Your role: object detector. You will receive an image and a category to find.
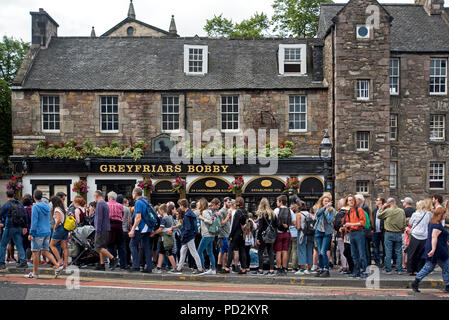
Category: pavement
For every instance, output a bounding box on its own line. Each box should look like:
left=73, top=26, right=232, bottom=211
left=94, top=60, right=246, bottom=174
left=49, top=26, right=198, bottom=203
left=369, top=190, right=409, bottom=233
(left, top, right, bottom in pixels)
left=1, top=263, right=447, bottom=290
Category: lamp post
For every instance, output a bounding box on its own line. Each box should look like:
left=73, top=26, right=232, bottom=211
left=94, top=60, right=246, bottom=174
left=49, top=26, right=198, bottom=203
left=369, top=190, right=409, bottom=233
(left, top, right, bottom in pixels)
left=319, top=130, right=333, bottom=196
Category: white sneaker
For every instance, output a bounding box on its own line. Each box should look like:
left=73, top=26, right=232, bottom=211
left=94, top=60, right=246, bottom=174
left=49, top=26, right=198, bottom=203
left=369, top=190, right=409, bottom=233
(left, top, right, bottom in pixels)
left=25, top=272, right=38, bottom=279
left=304, top=270, right=311, bottom=275
left=199, top=269, right=216, bottom=275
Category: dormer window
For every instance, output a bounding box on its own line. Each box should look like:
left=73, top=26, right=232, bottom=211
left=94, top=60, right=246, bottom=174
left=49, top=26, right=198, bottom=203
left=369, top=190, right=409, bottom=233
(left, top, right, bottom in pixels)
left=184, top=45, right=208, bottom=75
left=278, top=44, right=307, bottom=76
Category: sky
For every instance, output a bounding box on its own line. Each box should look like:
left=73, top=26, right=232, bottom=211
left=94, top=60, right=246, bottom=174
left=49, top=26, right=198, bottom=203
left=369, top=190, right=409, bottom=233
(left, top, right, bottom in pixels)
left=1, top=0, right=448, bottom=42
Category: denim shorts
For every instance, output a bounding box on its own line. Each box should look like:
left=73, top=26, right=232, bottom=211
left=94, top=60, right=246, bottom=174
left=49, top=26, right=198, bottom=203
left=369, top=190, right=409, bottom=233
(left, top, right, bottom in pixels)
left=31, top=235, right=50, bottom=252
left=218, top=237, right=229, bottom=253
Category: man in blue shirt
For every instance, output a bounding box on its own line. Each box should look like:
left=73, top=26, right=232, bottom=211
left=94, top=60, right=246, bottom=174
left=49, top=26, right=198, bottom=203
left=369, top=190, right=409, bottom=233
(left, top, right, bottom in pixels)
left=0, top=190, right=28, bottom=269
left=129, top=187, right=153, bottom=273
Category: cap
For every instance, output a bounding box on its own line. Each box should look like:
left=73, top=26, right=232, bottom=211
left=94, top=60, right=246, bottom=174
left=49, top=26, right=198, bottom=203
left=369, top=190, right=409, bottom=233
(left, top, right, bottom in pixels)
left=401, top=197, right=413, bottom=205
left=386, top=197, right=396, bottom=204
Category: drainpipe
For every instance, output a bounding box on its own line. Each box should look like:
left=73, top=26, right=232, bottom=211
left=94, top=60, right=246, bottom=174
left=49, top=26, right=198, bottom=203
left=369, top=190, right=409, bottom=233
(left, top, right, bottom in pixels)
left=331, top=25, right=336, bottom=202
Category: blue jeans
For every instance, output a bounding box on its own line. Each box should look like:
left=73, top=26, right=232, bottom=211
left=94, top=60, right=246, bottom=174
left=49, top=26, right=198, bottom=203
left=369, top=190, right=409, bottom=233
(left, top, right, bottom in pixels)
left=384, top=231, right=403, bottom=272
left=416, top=258, right=449, bottom=286
left=297, top=235, right=314, bottom=266
left=0, top=226, right=26, bottom=264
left=349, top=230, right=367, bottom=275
left=108, top=233, right=127, bottom=269
left=197, top=237, right=216, bottom=270
left=372, top=232, right=384, bottom=265
left=130, top=230, right=153, bottom=271
left=315, top=231, right=332, bottom=270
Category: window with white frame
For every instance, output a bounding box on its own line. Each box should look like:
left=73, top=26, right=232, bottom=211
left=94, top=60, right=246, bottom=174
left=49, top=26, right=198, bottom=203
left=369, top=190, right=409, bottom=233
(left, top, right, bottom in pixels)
left=390, top=114, right=398, bottom=141
left=162, top=96, right=180, bottom=132
left=430, top=58, right=447, bottom=94
left=430, top=162, right=445, bottom=189
left=288, top=96, right=307, bottom=131
left=356, top=131, right=370, bottom=151
left=221, top=96, right=239, bottom=131
left=41, top=96, right=60, bottom=132
left=356, top=80, right=370, bottom=100
left=390, top=162, right=398, bottom=189
left=278, top=44, right=307, bottom=75
left=356, top=181, right=369, bottom=194
left=390, top=59, right=400, bottom=95
left=100, top=96, right=119, bottom=132
left=184, top=45, right=208, bottom=75
left=430, top=115, right=445, bottom=141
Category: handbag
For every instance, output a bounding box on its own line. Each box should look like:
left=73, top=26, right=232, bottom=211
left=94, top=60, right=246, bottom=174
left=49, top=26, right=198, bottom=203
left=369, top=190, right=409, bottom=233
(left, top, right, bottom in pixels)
left=261, top=216, right=277, bottom=244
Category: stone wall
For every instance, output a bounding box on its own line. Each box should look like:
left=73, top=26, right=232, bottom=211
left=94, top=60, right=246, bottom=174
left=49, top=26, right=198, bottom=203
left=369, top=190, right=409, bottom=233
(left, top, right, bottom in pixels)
left=106, top=22, right=167, bottom=37
left=12, top=89, right=329, bottom=157
left=332, top=0, right=392, bottom=201
left=391, top=53, right=449, bottom=201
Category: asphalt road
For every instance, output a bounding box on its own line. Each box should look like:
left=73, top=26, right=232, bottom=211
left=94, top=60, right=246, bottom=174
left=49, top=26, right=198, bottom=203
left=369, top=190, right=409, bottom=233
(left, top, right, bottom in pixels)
left=1, top=273, right=448, bottom=300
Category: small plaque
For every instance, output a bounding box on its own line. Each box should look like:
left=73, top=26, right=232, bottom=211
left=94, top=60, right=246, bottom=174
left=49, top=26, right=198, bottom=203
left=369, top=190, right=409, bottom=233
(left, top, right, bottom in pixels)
left=261, top=180, right=272, bottom=187
left=205, top=180, right=217, bottom=188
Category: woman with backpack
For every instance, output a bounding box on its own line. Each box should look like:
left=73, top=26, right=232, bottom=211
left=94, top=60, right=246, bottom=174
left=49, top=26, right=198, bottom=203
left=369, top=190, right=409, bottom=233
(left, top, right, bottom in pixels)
left=173, top=199, right=204, bottom=274
left=224, top=197, right=248, bottom=274
left=295, top=201, right=315, bottom=275
left=256, top=197, right=277, bottom=276
left=73, top=196, right=87, bottom=226
left=49, top=196, right=69, bottom=271
left=313, top=194, right=336, bottom=278
left=197, top=198, right=219, bottom=275
left=241, top=212, right=257, bottom=274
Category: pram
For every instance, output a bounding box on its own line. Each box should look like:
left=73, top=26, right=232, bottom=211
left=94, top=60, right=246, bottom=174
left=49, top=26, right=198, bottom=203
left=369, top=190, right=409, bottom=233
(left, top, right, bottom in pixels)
left=69, top=225, right=99, bottom=267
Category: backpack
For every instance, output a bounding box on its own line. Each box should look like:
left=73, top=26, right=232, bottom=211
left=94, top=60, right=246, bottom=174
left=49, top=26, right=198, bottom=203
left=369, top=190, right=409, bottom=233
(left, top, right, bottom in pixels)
left=208, top=211, right=222, bottom=235
left=141, top=199, right=160, bottom=232
left=63, top=213, right=77, bottom=231
left=10, top=201, right=25, bottom=227
left=277, top=207, right=292, bottom=232
left=301, top=212, right=315, bottom=236
left=261, top=216, right=277, bottom=244
left=347, top=207, right=371, bottom=230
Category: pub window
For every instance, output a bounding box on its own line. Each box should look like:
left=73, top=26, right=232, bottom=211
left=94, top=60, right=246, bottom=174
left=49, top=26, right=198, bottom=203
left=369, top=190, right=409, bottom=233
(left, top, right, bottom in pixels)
left=390, top=114, right=398, bottom=141
left=356, top=80, right=370, bottom=100
left=430, top=58, right=447, bottom=95
left=289, top=96, right=307, bottom=131
left=430, top=162, right=445, bottom=189
left=390, top=161, right=398, bottom=189
left=278, top=44, right=307, bottom=75
left=356, top=131, right=370, bottom=151
left=41, top=96, right=60, bottom=132
left=390, top=59, right=400, bottom=95
left=184, top=45, right=208, bottom=75
left=100, top=96, right=119, bottom=132
left=221, top=96, right=239, bottom=132
left=356, top=180, right=369, bottom=194
left=162, top=96, right=180, bottom=132
left=430, top=114, right=445, bottom=141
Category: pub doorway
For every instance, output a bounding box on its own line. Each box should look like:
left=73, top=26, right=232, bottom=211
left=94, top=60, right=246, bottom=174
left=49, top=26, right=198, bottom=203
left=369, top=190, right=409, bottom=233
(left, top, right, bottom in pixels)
left=95, top=179, right=136, bottom=203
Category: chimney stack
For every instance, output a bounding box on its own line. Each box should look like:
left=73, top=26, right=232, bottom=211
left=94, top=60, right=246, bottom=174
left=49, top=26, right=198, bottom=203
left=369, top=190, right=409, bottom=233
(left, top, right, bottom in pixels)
left=30, top=8, right=59, bottom=48
left=415, top=0, right=444, bottom=15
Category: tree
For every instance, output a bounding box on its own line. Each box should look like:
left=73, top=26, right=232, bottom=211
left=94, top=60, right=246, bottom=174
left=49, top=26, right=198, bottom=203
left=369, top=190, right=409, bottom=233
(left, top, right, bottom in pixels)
left=0, top=36, right=30, bottom=85
left=204, top=13, right=272, bottom=38
left=0, top=36, right=29, bottom=163
left=0, top=79, right=12, bottom=163
left=272, top=0, right=333, bottom=38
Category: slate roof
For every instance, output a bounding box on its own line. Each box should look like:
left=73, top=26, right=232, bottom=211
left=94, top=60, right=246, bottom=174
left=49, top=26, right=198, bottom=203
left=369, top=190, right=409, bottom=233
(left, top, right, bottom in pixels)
left=318, top=4, right=449, bottom=52
left=20, top=37, right=325, bottom=91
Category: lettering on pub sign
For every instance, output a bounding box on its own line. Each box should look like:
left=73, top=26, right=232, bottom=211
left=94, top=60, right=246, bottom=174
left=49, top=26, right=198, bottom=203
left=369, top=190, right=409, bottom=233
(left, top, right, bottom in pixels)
left=98, top=164, right=230, bottom=176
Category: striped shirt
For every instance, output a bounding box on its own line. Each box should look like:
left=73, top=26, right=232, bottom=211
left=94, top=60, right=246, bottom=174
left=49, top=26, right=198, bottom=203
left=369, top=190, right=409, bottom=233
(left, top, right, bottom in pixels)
left=107, top=200, right=124, bottom=222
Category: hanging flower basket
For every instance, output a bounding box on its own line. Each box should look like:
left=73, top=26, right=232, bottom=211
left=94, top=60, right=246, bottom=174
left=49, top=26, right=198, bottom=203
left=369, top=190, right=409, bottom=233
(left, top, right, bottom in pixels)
left=229, top=177, right=244, bottom=195
left=7, top=176, right=23, bottom=198
left=172, top=177, right=186, bottom=193
left=72, top=180, right=89, bottom=199
left=285, top=177, right=300, bottom=193
left=138, top=177, right=154, bottom=198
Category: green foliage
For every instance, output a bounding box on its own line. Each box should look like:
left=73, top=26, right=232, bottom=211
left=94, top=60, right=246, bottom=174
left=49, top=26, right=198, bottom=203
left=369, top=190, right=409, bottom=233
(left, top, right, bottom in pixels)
left=34, top=139, right=147, bottom=161
left=272, top=0, right=333, bottom=38
left=204, top=12, right=272, bottom=38
left=0, top=79, right=12, bottom=162
left=0, top=36, right=30, bottom=85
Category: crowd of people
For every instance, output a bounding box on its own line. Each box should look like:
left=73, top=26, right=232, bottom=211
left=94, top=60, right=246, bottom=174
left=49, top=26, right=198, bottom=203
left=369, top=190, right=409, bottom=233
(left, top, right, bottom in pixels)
left=0, top=187, right=448, bottom=293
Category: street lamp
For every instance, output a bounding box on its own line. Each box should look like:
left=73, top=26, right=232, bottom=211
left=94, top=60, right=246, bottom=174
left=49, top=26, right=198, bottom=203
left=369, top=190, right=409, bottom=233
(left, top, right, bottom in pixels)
left=319, top=130, right=333, bottom=193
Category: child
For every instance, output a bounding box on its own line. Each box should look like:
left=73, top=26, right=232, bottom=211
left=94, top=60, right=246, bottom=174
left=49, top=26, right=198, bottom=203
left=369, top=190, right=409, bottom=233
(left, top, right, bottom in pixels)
left=403, top=217, right=411, bottom=270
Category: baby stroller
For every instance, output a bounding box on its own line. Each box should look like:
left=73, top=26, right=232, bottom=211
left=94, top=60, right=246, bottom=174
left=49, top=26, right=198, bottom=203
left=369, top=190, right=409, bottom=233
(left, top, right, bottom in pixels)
left=69, top=225, right=99, bottom=267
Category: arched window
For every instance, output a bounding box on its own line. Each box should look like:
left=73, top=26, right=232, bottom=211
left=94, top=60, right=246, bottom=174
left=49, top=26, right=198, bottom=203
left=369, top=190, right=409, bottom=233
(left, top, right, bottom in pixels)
left=127, top=26, right=134, bottom=36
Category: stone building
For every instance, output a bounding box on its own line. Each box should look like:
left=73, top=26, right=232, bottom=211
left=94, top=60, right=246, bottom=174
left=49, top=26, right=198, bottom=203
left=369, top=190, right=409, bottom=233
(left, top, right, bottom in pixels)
left=10, top=1, right=330, bottom=210
left=318, top=0, right=449, bottom=204
left=8, top=0, right=449, bottom=209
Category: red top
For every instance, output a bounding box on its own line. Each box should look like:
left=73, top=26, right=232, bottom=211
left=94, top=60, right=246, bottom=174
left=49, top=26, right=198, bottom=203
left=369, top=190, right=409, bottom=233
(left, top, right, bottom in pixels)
left=107, top=200, right=124, bottom=222
left=343, top=207, right=366, bottom=231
